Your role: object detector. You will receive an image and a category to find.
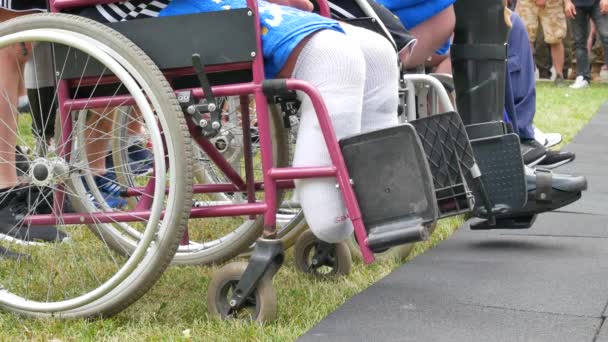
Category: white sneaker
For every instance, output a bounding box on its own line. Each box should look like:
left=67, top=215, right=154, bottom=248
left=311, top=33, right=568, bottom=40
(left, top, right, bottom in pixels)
left=569, top=76, right=589, bottom=89
left=534, top=127, right=562, bottom=148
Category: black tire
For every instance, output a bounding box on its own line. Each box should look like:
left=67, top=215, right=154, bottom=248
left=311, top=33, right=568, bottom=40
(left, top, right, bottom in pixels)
left=294, top=229, right=352, bottom=277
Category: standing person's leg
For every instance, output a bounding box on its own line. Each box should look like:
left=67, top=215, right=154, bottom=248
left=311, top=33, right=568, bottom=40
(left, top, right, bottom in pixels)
left=534, top=26, right=554, bottom=79
left=0, top=7, right=64, bottom=243
left=563, top=18, right=575, bottom=77
left=540, top=0, right=568, bottom=82
left=550, top=41, right=566, bottom=79
left=590, top=1, right=608, bottom=72
left=571, top=6, right=592, bottom=85
left=508, top=13, right=537, bottom=140
left=0, top=9, right=33, bottom=190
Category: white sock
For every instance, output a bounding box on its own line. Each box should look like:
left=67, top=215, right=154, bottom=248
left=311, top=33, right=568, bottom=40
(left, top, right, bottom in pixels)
left=292, top=30, right=365, bottom=243
left=18, top=96, right=29, bottom=109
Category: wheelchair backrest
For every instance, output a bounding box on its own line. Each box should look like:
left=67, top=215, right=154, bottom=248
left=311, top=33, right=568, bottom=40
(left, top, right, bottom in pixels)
left=54, top=9, right=257, bottom=80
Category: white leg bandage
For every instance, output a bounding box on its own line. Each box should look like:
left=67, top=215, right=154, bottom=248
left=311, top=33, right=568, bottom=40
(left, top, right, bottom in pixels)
left=342, top=24, right=399, bottom=132
left=292, top=30, right=365, bottom=243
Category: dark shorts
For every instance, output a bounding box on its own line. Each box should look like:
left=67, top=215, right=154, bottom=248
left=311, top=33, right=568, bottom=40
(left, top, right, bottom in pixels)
left=0, top=0, right=48, bottom=12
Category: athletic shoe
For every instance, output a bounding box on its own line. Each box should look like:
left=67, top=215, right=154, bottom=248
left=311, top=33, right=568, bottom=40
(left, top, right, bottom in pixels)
left=520, top=139, right=546, bottom=167
left=534, top=127, right=562, bottom=148
left=105, top=140, right=154, bottom=176
left=569, top=76, right=589, bottom=89
left=536, top=149, right=575, bottom=169
left=0, top=187, right=69, bottom=244
left=85, top=173, right=128, bottom=209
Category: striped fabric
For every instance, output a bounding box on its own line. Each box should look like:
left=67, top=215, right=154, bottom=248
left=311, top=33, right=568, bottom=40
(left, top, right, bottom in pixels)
left=0, top=0, right=170, bottom=19
left=96, top=0, right=172, bottom=22
left=0, top=0, right=46, bottom=12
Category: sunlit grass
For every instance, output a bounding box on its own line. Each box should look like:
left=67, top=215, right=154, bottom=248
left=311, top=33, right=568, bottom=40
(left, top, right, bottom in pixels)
left=0, top=82, right=602, bottom=341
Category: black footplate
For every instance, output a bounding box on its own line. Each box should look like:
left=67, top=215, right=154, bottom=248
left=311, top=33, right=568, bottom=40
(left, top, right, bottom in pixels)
left=409, top=111, right=476, bottom=218
left=470, top=214, right=536, bottom=230
left=340, top=123, right=438, bottom=252
left=468, top=134, right=527, bottom=214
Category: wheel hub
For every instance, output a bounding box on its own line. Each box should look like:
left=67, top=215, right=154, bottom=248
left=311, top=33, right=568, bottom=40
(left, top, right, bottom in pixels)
left=30, top=158, right=69, bottom=187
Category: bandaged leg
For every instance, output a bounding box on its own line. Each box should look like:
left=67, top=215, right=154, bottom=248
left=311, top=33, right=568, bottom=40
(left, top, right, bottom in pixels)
left=292, top=30, right=365, bottom=243
left=341, top=24, right=399, bottom=132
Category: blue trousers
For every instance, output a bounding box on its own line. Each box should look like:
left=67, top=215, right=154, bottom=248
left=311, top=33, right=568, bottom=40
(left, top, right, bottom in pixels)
left=504, top=13, right=536, bottom=139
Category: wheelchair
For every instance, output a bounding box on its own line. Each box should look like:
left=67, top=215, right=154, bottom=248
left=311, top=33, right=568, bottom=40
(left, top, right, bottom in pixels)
left=0, top=0, right=583, bottom=322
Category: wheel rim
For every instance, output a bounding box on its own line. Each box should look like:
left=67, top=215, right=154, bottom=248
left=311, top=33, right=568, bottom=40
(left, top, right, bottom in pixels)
left=0, top=26, right=182, bottom=314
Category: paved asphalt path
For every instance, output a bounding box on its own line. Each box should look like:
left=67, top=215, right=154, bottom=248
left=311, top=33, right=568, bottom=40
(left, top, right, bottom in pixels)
left=299, top=105, right=608, bottom=342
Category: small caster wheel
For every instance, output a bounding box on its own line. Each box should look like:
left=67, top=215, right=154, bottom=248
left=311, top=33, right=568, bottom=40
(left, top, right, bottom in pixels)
left=207, top=262, right=277, bottom=322
left=294, top=229, right=352, bottom=277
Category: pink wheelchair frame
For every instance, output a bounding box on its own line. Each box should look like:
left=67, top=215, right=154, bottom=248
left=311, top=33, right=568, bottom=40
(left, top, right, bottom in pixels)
left=43, top=0, right=378, bottom=263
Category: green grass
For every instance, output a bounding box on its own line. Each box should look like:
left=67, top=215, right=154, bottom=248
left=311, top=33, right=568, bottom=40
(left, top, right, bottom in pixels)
left=0, top=82, right=604, bottom=341
left=534, top=82, right=607, bottom=149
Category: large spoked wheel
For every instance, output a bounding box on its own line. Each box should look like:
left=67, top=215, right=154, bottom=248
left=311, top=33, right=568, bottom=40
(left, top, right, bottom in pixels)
left=0, top=14, right=192, bottom=318
left=207, top=262, right=277, bottom=322
left=294, top=229, right=352, bottom=277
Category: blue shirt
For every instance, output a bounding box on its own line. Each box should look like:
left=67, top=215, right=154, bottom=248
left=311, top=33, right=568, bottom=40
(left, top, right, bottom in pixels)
left=376, top=0, right=455, bottom=55
left=160, top=0, right=343, bottom=78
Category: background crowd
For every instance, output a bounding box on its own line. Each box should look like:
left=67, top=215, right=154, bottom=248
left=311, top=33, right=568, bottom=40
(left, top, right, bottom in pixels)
left=509, top=0, right=608, bottom=88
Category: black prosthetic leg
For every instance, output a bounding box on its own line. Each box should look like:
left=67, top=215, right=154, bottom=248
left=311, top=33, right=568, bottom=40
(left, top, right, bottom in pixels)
left=452, top=0, right=509, bottom=128
left=452, top=0, right=587, bottom=229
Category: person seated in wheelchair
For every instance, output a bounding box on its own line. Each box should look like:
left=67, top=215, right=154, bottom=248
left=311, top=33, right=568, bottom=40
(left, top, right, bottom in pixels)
left=0, top=0, right=402, bottom=246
